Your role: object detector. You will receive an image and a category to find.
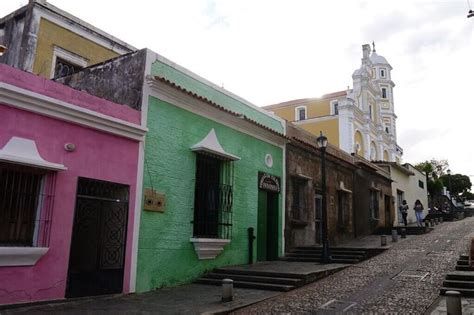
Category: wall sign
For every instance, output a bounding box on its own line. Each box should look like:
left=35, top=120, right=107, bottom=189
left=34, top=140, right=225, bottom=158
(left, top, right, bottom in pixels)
left=258, top=172, right=281, bottom=193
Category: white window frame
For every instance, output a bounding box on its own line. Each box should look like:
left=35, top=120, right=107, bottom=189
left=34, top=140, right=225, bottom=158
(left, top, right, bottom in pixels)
left=295, top=106, right=307, bottom=121
left=330, top=100, right=339, bottom=115
left=50, top=46, right=89, bottom=79
left=380, top=68, right=386, bottom=78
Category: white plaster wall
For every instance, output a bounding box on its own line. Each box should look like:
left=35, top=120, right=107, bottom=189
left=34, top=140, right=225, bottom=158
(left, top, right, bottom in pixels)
left=391, top=167, right=429, bottom=226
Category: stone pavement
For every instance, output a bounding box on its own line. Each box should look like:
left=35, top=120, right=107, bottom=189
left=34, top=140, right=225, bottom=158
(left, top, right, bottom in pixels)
left=0, top=221, right=466, bottom=315
left=235, top=217, right=474, bottom=314
left=427, top=296, right=474, bottom=314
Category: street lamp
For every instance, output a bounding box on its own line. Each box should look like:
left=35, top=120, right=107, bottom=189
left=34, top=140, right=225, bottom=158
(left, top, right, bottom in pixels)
left=316, top=131, right=331, bottom=263
left=447, top=169, right=452, bottom=201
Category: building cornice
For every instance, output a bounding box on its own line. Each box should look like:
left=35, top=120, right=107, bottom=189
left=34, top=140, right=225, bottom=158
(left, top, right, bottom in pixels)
left=146, top=77, right=287, bottom=147
left=0, top=82, right=147, bottom=141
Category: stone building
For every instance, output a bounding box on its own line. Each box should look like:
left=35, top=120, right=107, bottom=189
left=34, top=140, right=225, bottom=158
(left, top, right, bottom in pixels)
left=285, top=123, right=357, bottom=248
left=352, top=156, right=394, bottom=236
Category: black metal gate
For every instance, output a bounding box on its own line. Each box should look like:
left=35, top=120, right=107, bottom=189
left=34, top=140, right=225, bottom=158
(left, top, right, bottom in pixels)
left=66, top=178, right=129, bottom=298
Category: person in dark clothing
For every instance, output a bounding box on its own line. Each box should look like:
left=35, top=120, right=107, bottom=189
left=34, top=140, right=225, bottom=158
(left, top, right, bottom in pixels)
left=399, top=200, right=409, bottom=226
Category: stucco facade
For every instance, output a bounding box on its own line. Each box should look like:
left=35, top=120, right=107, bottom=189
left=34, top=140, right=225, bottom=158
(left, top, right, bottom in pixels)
left=375, top=162, right=428, bottom=225
left=0, top=0, right=134, bottom=78
left=54, top=49, right=287, bottom=293
left=264, top=43, right=403, bottom=163
left=0, top=65, right=144, bottom=305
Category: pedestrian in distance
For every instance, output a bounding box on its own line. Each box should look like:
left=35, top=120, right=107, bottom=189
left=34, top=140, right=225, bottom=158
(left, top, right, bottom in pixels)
left=414, top=199, right=424, bottom=227
left=399, top=200, right=409, bottom=226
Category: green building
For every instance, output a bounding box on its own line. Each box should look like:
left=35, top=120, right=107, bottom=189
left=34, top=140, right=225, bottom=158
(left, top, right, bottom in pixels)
left=57, top=49, right=287, bottom=292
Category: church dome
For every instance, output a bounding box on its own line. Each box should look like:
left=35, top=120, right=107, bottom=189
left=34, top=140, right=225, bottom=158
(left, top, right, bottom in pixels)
left=370, top=52, right=388, bottom=65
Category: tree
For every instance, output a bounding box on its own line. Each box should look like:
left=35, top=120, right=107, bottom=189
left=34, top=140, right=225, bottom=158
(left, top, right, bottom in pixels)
left=414, top=159, right=449, bottom=196
left=439, top=173, right=472, bottom=200
left=415, top=159, right=449, bottom=179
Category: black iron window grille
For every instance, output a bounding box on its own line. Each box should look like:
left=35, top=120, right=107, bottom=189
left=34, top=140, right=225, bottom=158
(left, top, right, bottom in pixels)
left=53, top=57, right=82, bottom=78
left=291, top=178, right=307, bottom=220
left=337, top=191, right=350, bottom=227
left=192, top=154, right=233, bottom=239
left=0, top=163, right=56, bottom=247
left=370, top=190, right=379, bottom=219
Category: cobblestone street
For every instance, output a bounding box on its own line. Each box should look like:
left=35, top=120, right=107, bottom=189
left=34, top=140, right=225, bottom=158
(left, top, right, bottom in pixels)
left=235, top=217, right=474, bottom=314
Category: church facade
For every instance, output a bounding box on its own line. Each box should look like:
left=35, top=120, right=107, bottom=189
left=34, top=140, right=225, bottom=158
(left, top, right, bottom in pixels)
left=264, top=43, right=403, bottom=163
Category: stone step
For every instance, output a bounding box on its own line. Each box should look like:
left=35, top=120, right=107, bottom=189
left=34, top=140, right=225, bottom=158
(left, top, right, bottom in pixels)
left=203, top=272, right=302, bottom=286
left=455, top=265, right=474, bottom=272
left=443, top=280, right=474, bottom=289
left=280, top=256, right=361, bottom=264
left=285, top=253, right=364, bottom=259
left=290, top=249, right=366, bottom=256
left=440, top=286, right=474, bottom=297
left=196, top=278, right=295, bottom=292
left=460, top=254, right=469, bottom=260
left=212, top=268, right=305, bottom=280
left=458, top=260, right=469, bottom=266
left=446, top=271, right=474, bottom=281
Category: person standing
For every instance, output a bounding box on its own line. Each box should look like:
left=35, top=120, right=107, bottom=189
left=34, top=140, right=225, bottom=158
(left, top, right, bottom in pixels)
left=399, top=200, right=409, bottom=226
left=414, top=199, right=424, bottom=227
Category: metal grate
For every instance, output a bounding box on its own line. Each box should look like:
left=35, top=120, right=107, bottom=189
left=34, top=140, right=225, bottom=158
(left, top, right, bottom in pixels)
left=392, top=269, right=430, bottom=281
left=53, top=58, right=82, bottom=78
left=427, top=250, right=454, bottom=257
left=0, top=163, right=56, bottom=247
left=193, top=154, right=233, bottom=239
left=319, top=299, right=357, bottom=312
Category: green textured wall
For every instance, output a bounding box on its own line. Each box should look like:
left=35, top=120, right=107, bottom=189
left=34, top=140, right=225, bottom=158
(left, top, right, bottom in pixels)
left=136, top=96, right=283, bottom=292
left=151, top=60, right=284, bottom=134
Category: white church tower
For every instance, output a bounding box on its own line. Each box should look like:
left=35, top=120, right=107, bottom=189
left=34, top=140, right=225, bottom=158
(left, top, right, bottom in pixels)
left=341, top=43, right=403, bottom=163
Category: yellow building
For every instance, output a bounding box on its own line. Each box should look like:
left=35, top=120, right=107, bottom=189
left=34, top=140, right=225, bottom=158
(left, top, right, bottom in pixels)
left=0, top=0, right=135, bottom=78
left=264, top=43, right=403, bottom=163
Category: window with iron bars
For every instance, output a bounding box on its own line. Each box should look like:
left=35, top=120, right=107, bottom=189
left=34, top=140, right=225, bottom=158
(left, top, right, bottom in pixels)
left=291, top=178, right=307, bottom=220
left=337, top=191, right=350, bottom=227
left=0, top=163, right=56, bottom=247
left=53, top=57, right=82, bottom=79
left=192, top=154, right=233, bottom=239
left=370, top=190, right=380, bottom=220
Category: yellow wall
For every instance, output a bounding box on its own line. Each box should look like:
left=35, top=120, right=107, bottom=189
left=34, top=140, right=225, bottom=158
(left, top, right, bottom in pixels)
left=298, top=119, right=339, bottom=147
left=354, top=131, right=364, bottom=155
left=270, top=98, right=333, bottom=122
left=33, top=18, right=120, bottom=78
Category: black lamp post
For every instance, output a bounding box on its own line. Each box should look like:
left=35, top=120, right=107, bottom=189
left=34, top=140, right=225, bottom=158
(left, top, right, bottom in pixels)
left=316, top=131, right=331, bottom=263
left=447, top=169, right=452, bottom=201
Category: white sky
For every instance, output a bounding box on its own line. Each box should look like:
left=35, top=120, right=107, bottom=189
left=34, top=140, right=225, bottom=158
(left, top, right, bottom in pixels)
left=2, top=0, right=474, bottom=178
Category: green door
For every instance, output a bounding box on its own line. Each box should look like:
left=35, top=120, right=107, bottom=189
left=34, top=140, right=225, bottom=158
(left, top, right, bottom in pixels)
left=257, top=190, right=279, bottom=261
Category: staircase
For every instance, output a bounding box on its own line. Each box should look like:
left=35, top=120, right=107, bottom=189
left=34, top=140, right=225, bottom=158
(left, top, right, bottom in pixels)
left=280, top=247, right=383, bottom=264
left=440, top=254, right=474, bottom=297
left=196, top=268, right=305, bottom=292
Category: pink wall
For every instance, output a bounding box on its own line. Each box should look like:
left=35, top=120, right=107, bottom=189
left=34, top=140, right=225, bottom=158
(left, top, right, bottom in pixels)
left=0, top=66, right=141, bottom=305
left=0, top=64, right=140, bottom=125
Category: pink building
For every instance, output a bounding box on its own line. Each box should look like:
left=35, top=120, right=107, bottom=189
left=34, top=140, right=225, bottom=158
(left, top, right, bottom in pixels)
left=0, top=64, right=146, bottom=305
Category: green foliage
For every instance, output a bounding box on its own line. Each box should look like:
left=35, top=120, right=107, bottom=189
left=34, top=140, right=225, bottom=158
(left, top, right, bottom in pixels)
left=440, top=173, right=472, bottom=199
left=414, top=159, right=449, bottom=179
